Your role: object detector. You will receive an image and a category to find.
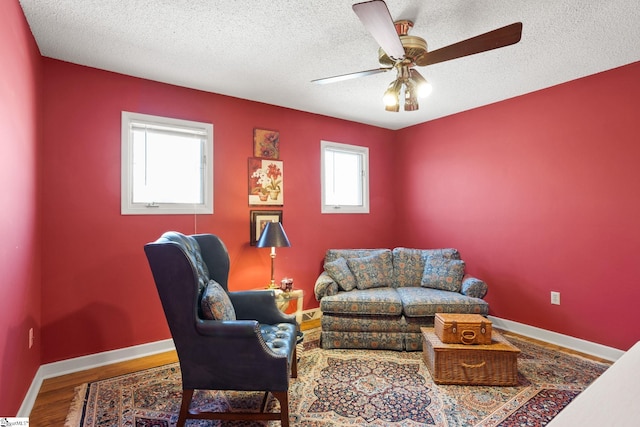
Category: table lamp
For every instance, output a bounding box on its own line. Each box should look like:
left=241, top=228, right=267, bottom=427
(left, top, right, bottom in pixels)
left=256, top=221, right=291, bottom=288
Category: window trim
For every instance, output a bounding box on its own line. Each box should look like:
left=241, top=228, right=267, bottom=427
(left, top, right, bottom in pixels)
left=121, top=111, right=214, bottom=215
left=321, top=140, right=369, bottom=214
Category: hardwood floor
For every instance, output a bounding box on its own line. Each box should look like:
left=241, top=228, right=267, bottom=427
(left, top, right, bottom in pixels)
left=28, top=319, right=609, bottom=426
left=30, top=350, right=179, bottom=426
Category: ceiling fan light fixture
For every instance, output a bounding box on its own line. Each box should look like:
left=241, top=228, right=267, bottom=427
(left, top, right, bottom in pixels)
left=404, top=81, right=419, bottom=111
left=385, top=101, right=400, bottom=112
left=417, top=81, right=433, bottom=98
left=410, top=69, right=432, bottom=98
left=383, top=79, right=402, bottom=111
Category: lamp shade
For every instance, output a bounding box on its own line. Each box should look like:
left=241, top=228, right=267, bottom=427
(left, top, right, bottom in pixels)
left=256, top=222, right=291, bottom=248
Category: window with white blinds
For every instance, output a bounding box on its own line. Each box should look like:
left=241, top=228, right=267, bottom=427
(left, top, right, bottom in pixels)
left=121, top=111, right=213, bottom=215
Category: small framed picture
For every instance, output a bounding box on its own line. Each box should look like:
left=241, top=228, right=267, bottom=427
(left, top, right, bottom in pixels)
left=253, top=128, right=280, bottom=159
left=250, top=210, right=283, bottom=245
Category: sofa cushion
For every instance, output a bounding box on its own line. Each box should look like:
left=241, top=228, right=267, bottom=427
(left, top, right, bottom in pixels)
left=396, top=287, right=489, bottom=317
left=424, top=248, right=461, bottom=260
left=325, top=248, right=389, bottom=264
left=324, top=257, right=357, bottom=291
left=393, top=247, right=462, bottom=288
left=421, top=256, right=465, bottom=292
left=392, top=248, right=425, bottom=288
left=347, top=251, right=394, bottom=290
left=200, top=279, right=236, bottom=321
left=320, top=287, right=403, bottom=316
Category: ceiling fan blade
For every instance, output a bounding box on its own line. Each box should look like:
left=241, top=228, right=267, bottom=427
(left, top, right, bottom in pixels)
left=416, top=22, right=523, bottom=67
left=312, top=67, right=392, bottom=84
left=353, top=0, right=405, bottom=60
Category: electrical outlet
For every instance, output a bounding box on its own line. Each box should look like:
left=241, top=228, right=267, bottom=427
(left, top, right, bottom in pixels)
left=551, top=291, right=561, bottom=305
left=29, top=328, right=34, bottom=349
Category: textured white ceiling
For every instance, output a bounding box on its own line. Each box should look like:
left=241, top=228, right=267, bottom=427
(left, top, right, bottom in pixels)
left=18, top=0, right=640, bottom=130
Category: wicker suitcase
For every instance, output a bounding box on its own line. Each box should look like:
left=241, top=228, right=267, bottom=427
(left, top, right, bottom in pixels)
left=434, top=313, right=492, bottom=345
left=421, top=327, right=519, bottom=386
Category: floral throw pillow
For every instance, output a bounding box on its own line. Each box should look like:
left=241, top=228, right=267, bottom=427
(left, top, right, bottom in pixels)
left=347, top=251, right=394, bottom=290
left=324, top=257, right=357, bottom=291
left=421, top=256, right=465, bottom=292
left=200, top=279, right=236, bottom=321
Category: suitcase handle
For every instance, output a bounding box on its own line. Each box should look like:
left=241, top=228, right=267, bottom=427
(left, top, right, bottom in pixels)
left=460, top=330, right=477, bottom=344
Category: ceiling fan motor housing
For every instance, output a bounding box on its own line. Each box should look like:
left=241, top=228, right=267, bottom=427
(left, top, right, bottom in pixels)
left=378, top=20, right=428, bottom=67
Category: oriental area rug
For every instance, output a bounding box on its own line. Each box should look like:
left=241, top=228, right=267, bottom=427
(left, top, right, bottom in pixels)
left=65, top=330, right=609, bottom=427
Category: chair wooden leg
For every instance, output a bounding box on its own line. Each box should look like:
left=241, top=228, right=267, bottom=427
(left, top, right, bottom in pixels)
left=272, top=391, right=289, bottom=427
left=260, top=391, right=269, bottom=413
left=177, top=389, right=194, bottom=427
left=291, top=346, right=298, bottom=378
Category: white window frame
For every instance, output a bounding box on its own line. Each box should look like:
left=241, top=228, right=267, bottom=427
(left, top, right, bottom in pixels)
left=321, top=140, right=369, bottom=214
left=121, top=111, right=214, bottom=215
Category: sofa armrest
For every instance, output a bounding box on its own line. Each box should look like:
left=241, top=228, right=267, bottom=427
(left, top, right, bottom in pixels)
left=460, top=274, right=488, bottom=299
left=314, top=271, right=339, bottom=301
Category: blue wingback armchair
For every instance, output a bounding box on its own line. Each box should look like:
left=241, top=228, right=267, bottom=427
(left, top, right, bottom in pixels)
left=144, top=231, right=297, bottom=427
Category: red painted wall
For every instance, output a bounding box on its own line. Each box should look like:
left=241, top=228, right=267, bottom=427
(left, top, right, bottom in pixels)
left=0, top=0, right=42, bottom=414
left=5, top=0, right=639, bottom=411
left=40, top=59, right=398, bottom=364
left=395, top=61, right=640, bottom=351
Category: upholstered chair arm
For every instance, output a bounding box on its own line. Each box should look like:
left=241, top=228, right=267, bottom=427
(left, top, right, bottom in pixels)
left=229, top=290, right=295, bottom=325
left=314, top=271, right=339, bottom=301
left=460, top=274, right=488, bottom=299
left=195, top=318, right=261, bottom=337
left=191, top=319, right=292, bottom=391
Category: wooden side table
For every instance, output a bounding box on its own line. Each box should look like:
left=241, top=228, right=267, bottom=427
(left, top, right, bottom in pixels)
left=273, top=288, right=304, bottom=324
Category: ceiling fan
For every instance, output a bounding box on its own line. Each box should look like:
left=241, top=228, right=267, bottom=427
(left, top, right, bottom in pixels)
left=312, top=0, right=523, bottom=112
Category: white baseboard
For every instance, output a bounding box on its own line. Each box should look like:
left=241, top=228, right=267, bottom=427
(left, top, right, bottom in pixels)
left=20, top=317, right=625, bottom=416
left=488, top=316, right=624, bottom=362
left=19, top=338, right=175, bottom=417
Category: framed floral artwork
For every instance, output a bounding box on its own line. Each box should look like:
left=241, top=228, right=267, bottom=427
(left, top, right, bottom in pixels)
left=253, top=128, right=280, bottom=159
left=249, top=157, right=284, bottom=206
left=250, top=210, right=283, bottom=245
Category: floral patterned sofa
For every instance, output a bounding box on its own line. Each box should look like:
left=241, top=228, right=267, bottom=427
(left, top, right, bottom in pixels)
left=314, top=248, right=489, bottom=351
